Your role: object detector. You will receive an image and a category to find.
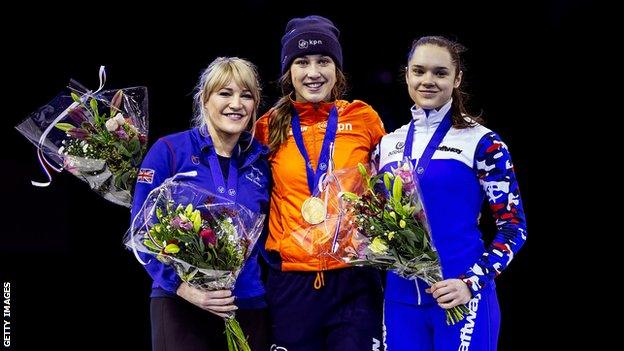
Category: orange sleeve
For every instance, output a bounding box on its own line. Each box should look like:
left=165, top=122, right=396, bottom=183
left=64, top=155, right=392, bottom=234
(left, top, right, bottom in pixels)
left=254, top=113, right=270, bottom=145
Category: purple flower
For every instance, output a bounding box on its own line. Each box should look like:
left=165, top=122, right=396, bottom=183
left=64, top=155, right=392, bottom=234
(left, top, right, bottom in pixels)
left=67, top=128, right=90, bottom=140
left=110, top=90, right=124, bottom=115
left=138, top=134, right=148, bottom=144
left=171, top=216, right=193, bottom=231
left=180, top=220, right=193, bottom=231
left=357, top=242, right=368, bottom=258
left=114, top=129, right=129, bottom=140
left=67, top=107, right=88, bottom=125
left=171, top=217, right=182, bottom=229
left=393, top=164, right=416, bottom=195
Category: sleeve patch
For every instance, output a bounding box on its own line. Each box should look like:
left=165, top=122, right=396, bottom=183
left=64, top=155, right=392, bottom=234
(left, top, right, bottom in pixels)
left=137, top=168, right=155, bottom=184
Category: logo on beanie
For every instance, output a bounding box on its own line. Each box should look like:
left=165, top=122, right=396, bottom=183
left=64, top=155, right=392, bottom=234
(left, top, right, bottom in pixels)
left=298, top=38, right=323, bottom=49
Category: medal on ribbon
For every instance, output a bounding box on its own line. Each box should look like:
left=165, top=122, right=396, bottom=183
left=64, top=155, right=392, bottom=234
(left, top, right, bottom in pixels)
left=291, top=106, right=339, bottom=224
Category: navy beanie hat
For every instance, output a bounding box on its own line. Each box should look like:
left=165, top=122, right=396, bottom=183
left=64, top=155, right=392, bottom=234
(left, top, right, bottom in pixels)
left=280, top=15, right=343, bottom=74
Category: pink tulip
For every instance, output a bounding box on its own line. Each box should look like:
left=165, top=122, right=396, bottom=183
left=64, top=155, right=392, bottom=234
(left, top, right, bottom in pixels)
left=200, top=228, right=217, bottom=247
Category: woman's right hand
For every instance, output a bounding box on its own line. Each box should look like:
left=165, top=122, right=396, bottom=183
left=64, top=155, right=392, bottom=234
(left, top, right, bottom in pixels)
left=176, top=282, right=238, bottom=318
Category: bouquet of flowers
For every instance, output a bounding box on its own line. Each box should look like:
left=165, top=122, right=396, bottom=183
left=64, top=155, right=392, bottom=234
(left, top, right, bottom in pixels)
left=15, top=67, right=148, bottom=207
left=340, top=162, right=470, bottom=325
left=125, top=173, right=265, bottom=351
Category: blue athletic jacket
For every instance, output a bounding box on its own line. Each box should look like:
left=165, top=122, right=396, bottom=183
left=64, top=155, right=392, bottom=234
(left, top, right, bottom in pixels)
left=376, top=100, right=527, bottom=305
left=130, top=127, right=271, bottom=308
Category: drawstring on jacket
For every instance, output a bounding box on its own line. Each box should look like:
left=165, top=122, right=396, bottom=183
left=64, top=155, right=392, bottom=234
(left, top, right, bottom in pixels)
left=314, top=271, right=325, bottom=289
left=314, top=259, right=328, bottom=289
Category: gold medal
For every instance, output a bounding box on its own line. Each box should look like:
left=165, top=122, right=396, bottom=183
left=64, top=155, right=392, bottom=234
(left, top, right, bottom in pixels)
left=301, top=197, right=326, bottom=225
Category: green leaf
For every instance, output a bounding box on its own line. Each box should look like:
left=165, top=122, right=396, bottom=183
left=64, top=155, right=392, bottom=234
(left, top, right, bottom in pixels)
left=392, top=176, right=403, bottom=204
left=55, top=123, right=75, bottom=132
left=143, top=238, right=160, bottom=252
left=357, top=163, right=367, bottom=177
left=113, top=173, right=123, bottom=188
left=399, top=229, right=417, bottom=243
left=193, top=212, right=201, bottom=233
left=341, top=191, right=359, bottom=201
left=70, top=92, right=82, bottom=103
left=198, top=236, right=205, bottom=252
left=383, top=172, right=392, bottom=191
left=114, top=142, right=132, bottom=157
left=89, top=98, right=98, bottom=114
left=185, top=203, right=193, bottom=217
left=402, top=203, right=414, bottom=216
left=120, top=171, right=131, bottom=189
left=383, top=211, right=397, bottom=223
left=89, top=98, right=101, bottom=125
left=128, top=137, right=140, bottom=154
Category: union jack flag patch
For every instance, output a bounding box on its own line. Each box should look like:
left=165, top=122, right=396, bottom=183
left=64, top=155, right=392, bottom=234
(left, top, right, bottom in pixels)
left=137, top=168, right=155, bottom=184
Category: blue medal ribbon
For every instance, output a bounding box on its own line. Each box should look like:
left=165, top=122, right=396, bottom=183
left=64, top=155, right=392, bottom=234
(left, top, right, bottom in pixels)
left=291, top=105, right=339, bottom=196
left=206, top=148, right=238, bottom=201
left=403, top=108, right=453, bottom=179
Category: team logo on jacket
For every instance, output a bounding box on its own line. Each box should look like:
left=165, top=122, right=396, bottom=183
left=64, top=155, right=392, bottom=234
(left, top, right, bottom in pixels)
left=288, top=126, right=308, bottom=136
left=137, top=168, right=155, bottom=184
left=245, top=166, right=265, bottom=187
left=317, top=121, right=352, bottom=131
left=191, top=155, right=200, bottom=165
left=389, top=141, right=405, bottom=156
left=437, top=145, right=463, bottom=154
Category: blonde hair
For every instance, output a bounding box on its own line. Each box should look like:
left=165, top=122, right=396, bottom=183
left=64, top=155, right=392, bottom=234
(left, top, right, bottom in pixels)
left=192, top=57, right=262, bottom=139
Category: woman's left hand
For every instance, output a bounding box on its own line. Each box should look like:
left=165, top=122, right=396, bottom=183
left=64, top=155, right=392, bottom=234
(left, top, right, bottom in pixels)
left=426, top=279, right=472, bottom=309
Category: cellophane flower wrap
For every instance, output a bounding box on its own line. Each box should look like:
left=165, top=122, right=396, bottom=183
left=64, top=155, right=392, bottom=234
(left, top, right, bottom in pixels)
left=124, top=174, right=265, bottom=351
left=15, top=69, right=148, bottom=207
left=289, top=164, right=370, bottom=265
left=339, top=161, right=470, bottom=325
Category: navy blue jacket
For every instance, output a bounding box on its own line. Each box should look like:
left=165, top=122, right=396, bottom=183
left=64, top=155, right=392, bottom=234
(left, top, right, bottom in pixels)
left=130, top=127, right=271, bottom=308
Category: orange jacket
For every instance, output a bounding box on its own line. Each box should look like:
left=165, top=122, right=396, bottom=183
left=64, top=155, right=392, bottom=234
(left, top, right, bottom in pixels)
left=255, top=99, right=386, bottom=271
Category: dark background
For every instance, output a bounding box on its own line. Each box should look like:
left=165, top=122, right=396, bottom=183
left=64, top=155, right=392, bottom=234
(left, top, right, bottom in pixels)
left=1, top=1, right=584, bottom=349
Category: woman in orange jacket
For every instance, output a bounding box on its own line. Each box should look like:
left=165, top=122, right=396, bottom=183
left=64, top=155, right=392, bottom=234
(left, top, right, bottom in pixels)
left=255, top=15, right=386, bottom=351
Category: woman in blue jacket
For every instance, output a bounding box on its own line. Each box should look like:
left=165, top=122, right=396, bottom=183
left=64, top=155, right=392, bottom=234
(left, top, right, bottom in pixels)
left=376, top=36, right=527, bottom=350
left=130, top=57, right=271, bottom=351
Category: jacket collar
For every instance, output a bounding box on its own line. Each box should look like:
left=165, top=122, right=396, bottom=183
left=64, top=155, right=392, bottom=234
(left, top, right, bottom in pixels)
left=290, top=96, right=336, bottom=124
left=410, top=99, right=452, bottom=129
left=192, top=127, right=268, bottom=169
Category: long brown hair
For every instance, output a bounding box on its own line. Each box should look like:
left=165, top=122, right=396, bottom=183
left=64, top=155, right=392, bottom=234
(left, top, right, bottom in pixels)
left=267, top=69, right=347, bottom=154
left=407, top=36, right=482, bottom=128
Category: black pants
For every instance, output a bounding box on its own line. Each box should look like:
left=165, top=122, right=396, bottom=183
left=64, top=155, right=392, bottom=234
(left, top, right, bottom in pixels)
left=150, top=296, right=270, bottom=351
left=266, top=267, right=384, bottom=351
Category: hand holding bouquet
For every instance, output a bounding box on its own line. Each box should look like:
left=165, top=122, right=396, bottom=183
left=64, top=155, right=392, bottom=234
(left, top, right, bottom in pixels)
left=125, top=175, right=264, bottom=351
left=15, top=67, right=148, bottom=207
left=341, top=162, right=470, bottom=325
